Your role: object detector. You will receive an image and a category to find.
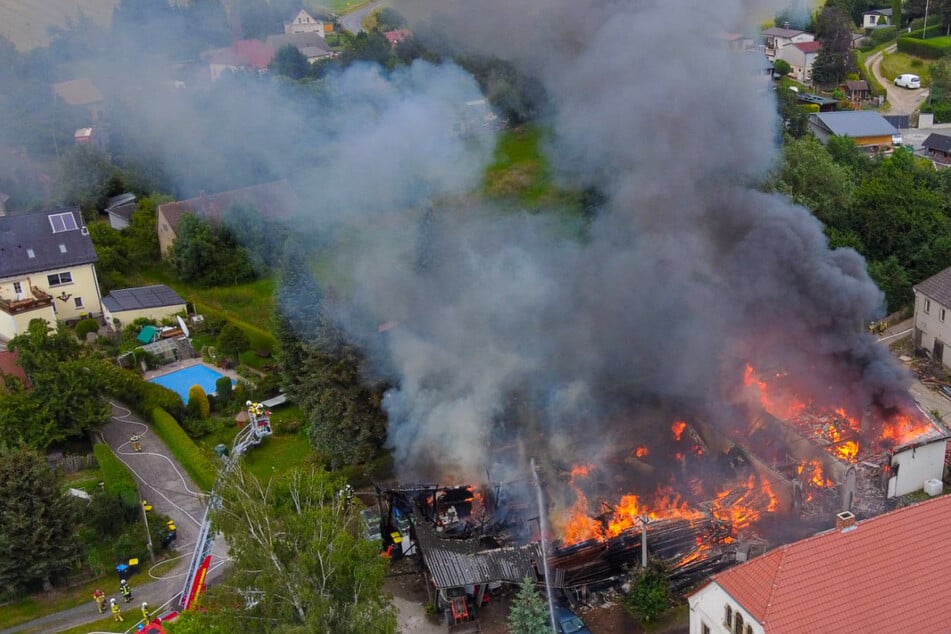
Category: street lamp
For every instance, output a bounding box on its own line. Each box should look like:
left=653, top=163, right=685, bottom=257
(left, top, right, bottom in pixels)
left=639, top=514, right=651, bottom=568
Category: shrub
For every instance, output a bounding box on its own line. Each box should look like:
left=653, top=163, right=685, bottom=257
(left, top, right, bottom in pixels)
left=151, top=407, right=216, bottom=491
left=870, top=27, right=897, bottom=46
left=218, top=324, right=251, bottom=362
left=75, top=318, right=100, bottom=340
left=897, top=35, right=951, bottom=58
left=96, top=360, right=185, bottom=420
left=93, top=443, right=138, bottom=508
left=215, top=376, right=233, bottom=405
left=186, top=385, right=211, bottom=419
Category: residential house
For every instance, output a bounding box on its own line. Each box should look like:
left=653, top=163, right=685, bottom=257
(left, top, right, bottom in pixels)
left=102, top=284, right=186, bottom=328
left=922, top=132, right=951, bottom=165
left=204, top=40, right=276, bottom=81
left=384, top=29, right=412, bottom=47
left=74, top=126, right=108, bottom=150
left=807, top=111, right=897, bottom=152
left=52, top=78, right=104, bottom=120
left=843, top=79, right=870, bottom=101
left=265, top=32, right=334, bottom=64
left=284, top=9, right=332, bottom=36
left=688, top=499, right=951, bottom=634
left=862, top=7, right=893, bottom=29
left=762, top=27, right=814, bottom=60
left=0, top=207, right=102, bottom=339
left=105, top=193, right=137, bottom=230
left=776, top=40, right=821, bottom=83
left=720, top=32, right=756, bottom=52
left=913, top=265, right=951, bottom=364
left=157, top=181, right=295, bottom=256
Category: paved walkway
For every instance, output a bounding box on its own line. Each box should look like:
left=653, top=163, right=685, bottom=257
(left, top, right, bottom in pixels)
left=876, top=318, right=951, bottom=425
left=1, top=403, right=228, bottom=634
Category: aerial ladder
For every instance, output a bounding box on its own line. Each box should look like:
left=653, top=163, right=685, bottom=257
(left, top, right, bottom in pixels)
left=177, top=401, right=273, bottom=611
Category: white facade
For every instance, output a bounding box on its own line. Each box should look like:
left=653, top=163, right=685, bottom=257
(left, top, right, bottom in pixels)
left=285, top=10, right=326, bottom=36
left=689, top=582, right=764, bottom=634
left=887, top=438, right=948, bottom=497
left=913, top=289, right=951, bottom=367
left=862, top=11, right=892, bottom=29
left=0, top=262, right=102, bottom=339
left=776, top=44, right=818, bottom=83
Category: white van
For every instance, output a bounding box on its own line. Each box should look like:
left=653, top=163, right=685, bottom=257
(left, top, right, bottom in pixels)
left=895, top=74, right=921, bottom=89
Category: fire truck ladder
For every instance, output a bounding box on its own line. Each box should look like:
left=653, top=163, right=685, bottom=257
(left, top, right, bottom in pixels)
left=177, top=402, right=273, bottom=611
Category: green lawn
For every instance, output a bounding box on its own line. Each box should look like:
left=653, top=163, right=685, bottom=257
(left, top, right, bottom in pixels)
left=0, top=574, right=119, bottom=631
left=880, top=51, right=933, bottom=85
left=306, top=0, right=373, bottom=15
left=484, top=125, right=553, bottom=204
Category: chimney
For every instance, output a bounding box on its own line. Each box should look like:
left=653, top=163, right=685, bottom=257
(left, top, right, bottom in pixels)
left=835, top=510, right=856, bottom=531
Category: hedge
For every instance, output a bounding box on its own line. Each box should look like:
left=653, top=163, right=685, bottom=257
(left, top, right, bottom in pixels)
left=897, top=35, right=951, bottom=58
left=151, top=407, right=217, bottom=492
left=95, top=360, right=185, bottom=421
left=93, top=442, right=139, bottom=508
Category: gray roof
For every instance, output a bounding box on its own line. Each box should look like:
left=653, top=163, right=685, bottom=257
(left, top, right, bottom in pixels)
left=865, top=8, right=893, bottom=16
left=0, top=207, right=97, bottom=278
left=923, top=133, right=951, bottom=153
left=102, top=284, right=186, bottom=313
left=763, top=27, right=806, bottom=38
left=266, top=32, right=332, bottom=55
left=915, top=266, right=951, bottom=307
left=809, top=111, right=897, bottom=138
left=414, top=512, right=543, bottom=589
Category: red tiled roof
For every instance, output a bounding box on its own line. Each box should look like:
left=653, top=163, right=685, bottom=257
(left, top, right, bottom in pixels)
left=793, top=41, right=821, bottom=53
left=209, top=40, right=275, bottom=69
left=0, top=351, right=29, bottom=388
left=708, top=494, right=951, bottom=633
left=384, top=29, right=412, bottom=45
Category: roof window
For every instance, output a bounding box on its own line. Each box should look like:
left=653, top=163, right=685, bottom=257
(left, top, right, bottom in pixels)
left=27, top=248, right=35, bottom=258
left=49, top=212, right=78, bottom=233
left=59, top=244, right=67, bottom=253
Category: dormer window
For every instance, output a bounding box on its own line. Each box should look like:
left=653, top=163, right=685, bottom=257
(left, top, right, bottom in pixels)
left=49, top=212, right=78, bottom=233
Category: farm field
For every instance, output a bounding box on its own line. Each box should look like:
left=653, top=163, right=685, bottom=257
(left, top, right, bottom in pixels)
left=0, top=0, right=117, bottom=50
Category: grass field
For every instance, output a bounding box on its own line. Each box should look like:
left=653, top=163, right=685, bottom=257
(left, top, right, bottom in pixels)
left=0, top=574, right=119, bottom=632
left=305, top=0, right=373, bottom=15
left=880, top=50, right=933, bottom=85
left=0, top=0, right=117, bottom=50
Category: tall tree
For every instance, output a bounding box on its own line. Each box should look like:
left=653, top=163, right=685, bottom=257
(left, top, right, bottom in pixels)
left=0, top=447, right=80, bottom=594
left=270, top=45, right=311, bottom=81
left=198, top=466, right=396, bottom=633
left=812, top=5, right=857, bottom=85
left=508, top=576, right=550, bottom=634
left=167, top=213, right=256, bottom=286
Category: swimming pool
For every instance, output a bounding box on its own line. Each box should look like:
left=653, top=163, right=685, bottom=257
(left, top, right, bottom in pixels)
left=149, top=364, right=233, bottom=403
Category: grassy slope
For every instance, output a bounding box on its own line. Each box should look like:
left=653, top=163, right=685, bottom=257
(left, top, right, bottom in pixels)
left=0, top=0, right=117, bottom=50
left=880, top=50, right=933, bottom=85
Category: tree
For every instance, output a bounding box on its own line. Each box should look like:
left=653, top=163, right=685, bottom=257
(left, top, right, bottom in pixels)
left=56, top=144, right=121, bottom=218
left=167, top=213, right=256, bottom=286
left=270, top=44, right=310, bottom=80
left=893, top=0, right=904, bottom=28
left=0, top=446, right=80, bottom=595
left=622, top=562, right=671, bottom=623
left=218, top=324, right=251, bottom=364
left=215, top=376, right=233, bottom=406
left=187, top=386, right=211, bottom=420
left=771, top=135, right=854, bottom=227
left=772, top=58, right=791, bottom=78
left=201, top=465, right=396, bottom=633
left=508, top=576, right=550, bottom=634
left=812, top=6, right=857, bottom=85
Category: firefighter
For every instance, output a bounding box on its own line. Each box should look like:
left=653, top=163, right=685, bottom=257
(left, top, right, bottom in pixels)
left=141, top=601, right=151, bottom=622
left=110, top=598, right=124, bottom=622
left=130, top=434, right=142, bottom=452
left=93, top=588, right=106, bottom=613
left=120, top=579, right=133, bottom=603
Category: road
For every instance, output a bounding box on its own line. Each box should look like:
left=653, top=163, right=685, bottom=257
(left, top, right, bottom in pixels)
left=0, top=403, right=228, bottom=634
left=863, top=43, right=930, bottom=115
left=339, top=0, right=383, bottom=34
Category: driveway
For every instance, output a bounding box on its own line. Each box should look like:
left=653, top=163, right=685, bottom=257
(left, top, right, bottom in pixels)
left=0, top=403, right=228, bottom=634
left=340, top=0, right=383, bottom=34
left=864, top=44, right=930, bottom=115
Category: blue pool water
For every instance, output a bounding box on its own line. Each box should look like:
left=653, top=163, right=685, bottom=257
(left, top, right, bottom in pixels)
left=149, top=365, right=232, bottom=403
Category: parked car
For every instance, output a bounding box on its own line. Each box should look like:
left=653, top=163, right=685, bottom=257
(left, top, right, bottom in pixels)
left=553, top=605, right=592, bottom=634
left=894, top=74, right=921, bottom=89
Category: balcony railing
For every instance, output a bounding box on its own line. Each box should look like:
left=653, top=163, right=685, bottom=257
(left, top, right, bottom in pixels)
left=0, top=287, right=54, bottom=315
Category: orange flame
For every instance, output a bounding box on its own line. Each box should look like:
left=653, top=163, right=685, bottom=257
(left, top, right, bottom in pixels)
left=834, top=441, right=859, bottom=463
left=881, top=411, right=934, bottom=446
left=635, top=446, right=649, bottom=458
left=671, top=421, right=686, bottom=441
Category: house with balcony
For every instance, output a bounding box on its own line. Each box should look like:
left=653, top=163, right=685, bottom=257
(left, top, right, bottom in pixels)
left=761, top=27, right=814, bottom=60
left=0, top=207, right=102, bottom=340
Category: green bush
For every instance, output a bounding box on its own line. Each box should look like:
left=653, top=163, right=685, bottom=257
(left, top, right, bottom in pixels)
left=909, top=15, right=942, bottom=33
left=897, top=35, right=951, bottom=58
left=151, top=407, right=217, bottom=491
left=215, top=376, right=233, bottom=404
left=93, top=443, right=138, bottom=508
left=187, top=385, right=211, bottom=419
left=96, top=360, right=185, bottom=420
left=75, top=318, right=100, bottom=340
left=870, top=27, right=897, bottom=46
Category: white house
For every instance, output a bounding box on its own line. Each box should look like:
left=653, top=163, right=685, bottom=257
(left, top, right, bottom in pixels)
left=913, top=265, right=951, bottom=365
left=0, top=207, right=102, bottom=339
left=284, top=9, right=330, bottom=36
left=776, top=40, right=820, bottom=83
left=761, top=27, right=814, bottom=60
left=862, top=8, right=893, bottom=29
left=688, top=498, right=951, bottom=634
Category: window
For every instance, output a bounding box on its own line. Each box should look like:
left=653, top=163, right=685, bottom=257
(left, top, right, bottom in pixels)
left=701, top=624, right=711, bottom=634
left=47, top=272, right=73, bottom=286
left=59, top=244, right=67, bottom=253
left=49, top=212, right=78, bottom=233
left=926, top=299, right=931, bottom=314
left=725, top=605, right=733, bottom=628
left=74, top=297, right=83, bottom=308
left=734, top=612, right=744, bottom=634
left=745, top=626, right=753, bottom=634
left=12, top=282, right=21, bottom=295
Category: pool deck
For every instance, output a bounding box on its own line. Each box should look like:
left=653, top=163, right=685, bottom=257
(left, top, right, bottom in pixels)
left=143, top=357, right=241, bottom=385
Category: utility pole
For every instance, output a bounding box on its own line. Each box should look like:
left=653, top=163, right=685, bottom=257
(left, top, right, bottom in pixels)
left=924, top=0, right=930, bottom=39
left=639, top=514, right=650, bottom=567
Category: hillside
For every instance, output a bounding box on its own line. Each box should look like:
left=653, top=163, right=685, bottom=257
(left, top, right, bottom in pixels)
left=0, top=0, right=117, bottom=50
